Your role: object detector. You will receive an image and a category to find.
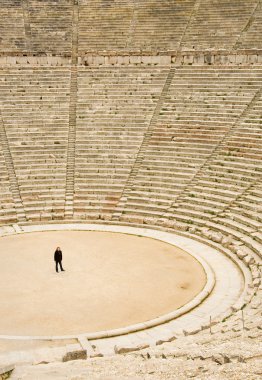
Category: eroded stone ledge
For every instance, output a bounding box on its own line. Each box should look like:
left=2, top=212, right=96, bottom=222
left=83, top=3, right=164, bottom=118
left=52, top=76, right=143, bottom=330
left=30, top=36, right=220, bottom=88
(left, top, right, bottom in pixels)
left=1, top=50, right=262, bottom=67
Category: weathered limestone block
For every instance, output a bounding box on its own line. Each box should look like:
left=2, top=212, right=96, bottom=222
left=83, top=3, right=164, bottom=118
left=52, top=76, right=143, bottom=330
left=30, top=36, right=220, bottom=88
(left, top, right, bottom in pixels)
left=114, top=343, right=149, bottom=354
left=156, top=218, right=169, bottom=226
left=119, top=215, right=131, bottom=223
left=183, top=54, right=194, bottom=65
left=159, top=55, right=171, bottom=65
left=151, top=56, right=161, bottom=65
left=228, top=55, right=236, bottom=64
left=221, top=54, right=231, bottom=65
left=212, top=54, right=220, bottom=64
left=84, top=56, right=94, bottom=66
left=172, top=55, right=182, bottom=64
left=222, top=235, right=233, bottom=247
left=194, top=54, right=205, bottom=65
left=130, top=56, right=141, bottom=64
left=175, top=222, right=189, bottom=231
left=243, top=255, right=255, bottom=266
left=90, top=350, right=103, bottom=358
left=236, top=54, right=246, bottom=64
left=87, top=213, right=100, bottom=220
left=106, top=56, right=118, bottom=65
left=247, top=54, right=258, bottom=64
left=251, top=268, right=260, bottom=279
left=7, top=56, right=17, bottom=65
left=40, top=212, right=52, bottom=221
left=0, top=57, right=7, bottom=65
left=163, top=219, right=175, bottom=229
left=62, top=349, right=87, bottom=362
left=118, top=55, right=130, bottom=65
left=188, top=226, right=197, bottom=234
left=18, top=56, right=29, bottom=65
left=156, top=335, right=176, bottom=345
left=211, top=353, right=223, bottom=365
left=183, top=327, right=201, bottom=336
left=236, top=249, right=248, bottom=260
left=211, top=232, right=223, bottom=243
left=46, top=57, right=54, bottom=65
left=93, top=56, right=105, bottom=65
left=253, top=278, right=261, bottom=287
left=204, top=54, right=214, bottom=65
left=78, top=213, right=87, bottom=220
left=143, top=217, right=157, bottom=225
left=141, top=56, right=152, bottom=65
left=130, top=216, right=144, bottom=224
left=201, top=228, right=211, bottom=238
left=257, top=55, right=262, bottom=64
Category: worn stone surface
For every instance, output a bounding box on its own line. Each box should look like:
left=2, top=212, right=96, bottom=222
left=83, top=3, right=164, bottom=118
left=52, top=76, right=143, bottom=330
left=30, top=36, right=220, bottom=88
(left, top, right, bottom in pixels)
left=62, top=350, right=87, bottom=363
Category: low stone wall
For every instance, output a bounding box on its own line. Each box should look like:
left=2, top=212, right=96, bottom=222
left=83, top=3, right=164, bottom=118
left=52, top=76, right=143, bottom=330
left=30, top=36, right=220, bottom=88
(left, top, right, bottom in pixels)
left=0, top=50, right=262, bottom=67
left=0, top=56, right=71, bottom=67
left=80, top=51, right=262, bottom=66
left=174, top=50, right=262, bottom=65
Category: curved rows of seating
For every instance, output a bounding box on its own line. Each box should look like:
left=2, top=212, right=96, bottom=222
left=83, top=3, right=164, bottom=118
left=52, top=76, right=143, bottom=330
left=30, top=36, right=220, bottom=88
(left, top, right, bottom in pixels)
left=74, top=65, right=169, bottom=218
left=0, top=64, right=261, bottom=363
left=0, top=0, right=73, bottom=54
left=0, top=65, right=261, bottom=228
left=0, top=67, right=71, bottom=222
left=118, top=66, right=262, bottom=223
left=0, top=148, right=16, bottom=224
left=1, top=0, right=262, bottom=54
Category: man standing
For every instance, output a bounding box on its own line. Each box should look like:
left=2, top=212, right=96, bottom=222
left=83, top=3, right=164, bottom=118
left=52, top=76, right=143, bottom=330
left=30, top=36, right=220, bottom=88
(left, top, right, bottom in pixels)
left=54, top=247, right=65, bottom=273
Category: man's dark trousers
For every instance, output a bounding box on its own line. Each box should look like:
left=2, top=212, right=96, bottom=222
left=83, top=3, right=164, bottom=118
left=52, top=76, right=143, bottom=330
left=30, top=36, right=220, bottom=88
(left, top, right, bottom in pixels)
left=56, top=261, right=64, bottom=272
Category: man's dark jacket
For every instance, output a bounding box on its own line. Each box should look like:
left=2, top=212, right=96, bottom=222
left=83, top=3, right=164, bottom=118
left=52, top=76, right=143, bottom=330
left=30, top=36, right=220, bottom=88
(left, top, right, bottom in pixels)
left=54, top=249, right=62, bottom=262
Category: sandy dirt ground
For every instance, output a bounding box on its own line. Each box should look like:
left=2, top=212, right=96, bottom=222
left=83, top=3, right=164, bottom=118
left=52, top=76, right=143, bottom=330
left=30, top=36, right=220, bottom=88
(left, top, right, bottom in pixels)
left=0, top=231, right=206, bottom=336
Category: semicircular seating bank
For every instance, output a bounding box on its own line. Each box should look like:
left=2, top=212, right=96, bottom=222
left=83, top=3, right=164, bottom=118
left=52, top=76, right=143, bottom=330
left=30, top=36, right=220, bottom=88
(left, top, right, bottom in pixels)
left=0, top=1, right=261, bottom=378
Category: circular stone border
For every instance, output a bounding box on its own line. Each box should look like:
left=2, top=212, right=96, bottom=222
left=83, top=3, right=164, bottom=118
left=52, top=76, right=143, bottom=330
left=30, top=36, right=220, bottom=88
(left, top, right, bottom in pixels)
left=0, top=223, right=216, bottom=341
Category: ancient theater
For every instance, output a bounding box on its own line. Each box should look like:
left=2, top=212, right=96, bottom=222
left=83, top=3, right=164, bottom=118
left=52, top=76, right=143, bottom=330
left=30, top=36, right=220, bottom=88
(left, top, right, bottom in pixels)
left=0, top=1, right=261, bottom=379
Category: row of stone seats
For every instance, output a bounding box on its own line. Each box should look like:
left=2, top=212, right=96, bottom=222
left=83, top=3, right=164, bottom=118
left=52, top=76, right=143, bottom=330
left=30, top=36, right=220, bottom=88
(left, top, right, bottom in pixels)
left=78, top=0, right=134, bottom=52
left=222, top=182, right=262, bottom=233
left=26, top=0, right=73, bottom=54
left=180, top=0, right=262, bottom=50
left=79, top=0, right=262, bottom=52
left=0, top=65, right=261, bottom=225
left=78, top=0, right=195, bottom=53
left=142, top=216, right=260, bottom=375
left=0, top=67, right=71, bottom=222
left=213, top=181, right=262, bottom=254
left=119, top=66, right=262, bottom=221
left=165, top=88, right=262, bottom=224
left=73, top=66, right=170, bottom=218
left=0, top=150, right=16, bottom=224
left=118, top=177, right=261, bottom=366
left=0, top=0, right=26, bottom=53
left=0, top=0, right=73, bottom=54
left=130, top=292, right=261, bottom=373
left=234, top=0, right=262, bottom=50
left=1, top=0, right=262, bottom=54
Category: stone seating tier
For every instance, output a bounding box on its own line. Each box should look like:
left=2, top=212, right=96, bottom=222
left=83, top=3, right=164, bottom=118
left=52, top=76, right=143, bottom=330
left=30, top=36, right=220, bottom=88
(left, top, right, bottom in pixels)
left=0, top=67, right=71, bottom=222
left=0, top=65, right=261, bottom=224
left=119, top=66, right=262, bottom=222
left=0, top=0, right=73, bottom=54
left=1, top=1, right=262, bottom=56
